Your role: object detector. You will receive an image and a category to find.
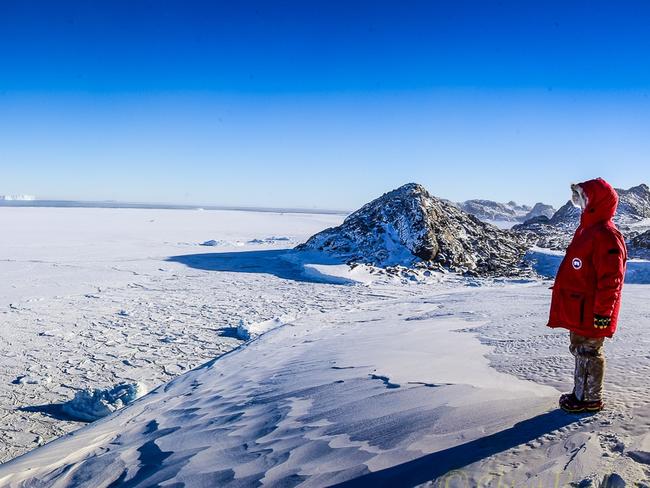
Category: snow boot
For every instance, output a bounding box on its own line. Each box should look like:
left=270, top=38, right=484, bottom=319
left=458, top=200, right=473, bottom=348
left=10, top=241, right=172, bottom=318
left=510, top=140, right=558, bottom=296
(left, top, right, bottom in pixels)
left=559, top=392, right=604, bottom=413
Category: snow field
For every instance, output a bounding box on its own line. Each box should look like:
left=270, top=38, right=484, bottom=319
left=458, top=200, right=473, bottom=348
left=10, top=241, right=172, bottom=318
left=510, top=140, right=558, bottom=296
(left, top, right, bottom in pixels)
left=2, top=207, right=650, bottom=486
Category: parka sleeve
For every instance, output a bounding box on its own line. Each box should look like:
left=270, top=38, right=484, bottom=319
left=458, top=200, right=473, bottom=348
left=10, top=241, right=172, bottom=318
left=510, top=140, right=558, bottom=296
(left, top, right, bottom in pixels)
left=592, top=230, right=627, bottom=317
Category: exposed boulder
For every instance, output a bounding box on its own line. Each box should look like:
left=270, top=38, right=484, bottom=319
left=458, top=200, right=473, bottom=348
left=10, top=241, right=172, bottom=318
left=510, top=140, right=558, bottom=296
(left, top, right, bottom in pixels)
left=296, top=183, right=528, bottom=276
left=630, top=229, right=650, bottom=259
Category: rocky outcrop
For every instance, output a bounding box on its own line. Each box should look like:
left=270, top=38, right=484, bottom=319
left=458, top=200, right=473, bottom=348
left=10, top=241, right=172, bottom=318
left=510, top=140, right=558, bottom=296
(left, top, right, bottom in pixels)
left=296, top=183, right=528, bottom=276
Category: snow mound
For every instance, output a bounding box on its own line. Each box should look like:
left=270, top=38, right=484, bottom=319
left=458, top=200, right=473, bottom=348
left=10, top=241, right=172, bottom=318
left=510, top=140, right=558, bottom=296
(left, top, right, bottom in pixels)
left=200, top=237, right=293, bottom=247
left=61, top=382, right=147, bottom=422
left=200, top=239, right=227, bottom=247
left=297, top=183, right=527, bottom=276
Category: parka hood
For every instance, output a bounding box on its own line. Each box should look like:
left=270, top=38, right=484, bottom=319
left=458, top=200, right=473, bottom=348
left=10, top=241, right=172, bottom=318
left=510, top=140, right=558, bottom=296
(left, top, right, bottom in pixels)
left=577, top=177, right=618, bottom=227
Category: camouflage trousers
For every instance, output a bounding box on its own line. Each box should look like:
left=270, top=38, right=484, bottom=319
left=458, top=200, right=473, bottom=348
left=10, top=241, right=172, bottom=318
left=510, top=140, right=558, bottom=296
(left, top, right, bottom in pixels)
left=570, top=332, right=606, bottom=402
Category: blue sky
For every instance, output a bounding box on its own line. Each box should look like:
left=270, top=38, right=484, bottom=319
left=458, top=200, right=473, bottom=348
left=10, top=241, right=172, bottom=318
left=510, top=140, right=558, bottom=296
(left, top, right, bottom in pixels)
left=1, top=1, right=649, bottom=210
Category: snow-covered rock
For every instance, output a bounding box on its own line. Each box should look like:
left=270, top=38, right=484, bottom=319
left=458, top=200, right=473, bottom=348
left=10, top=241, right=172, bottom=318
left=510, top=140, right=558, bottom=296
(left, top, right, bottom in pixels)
left=617, top=183, right=650, bottom=224
left=61, top=382, right=147, bottom=422
left=297, top=183, right=528, bottom=276
left=548, top=200, right=583, bottom=227
left=200, top=239, right=226, bottom=247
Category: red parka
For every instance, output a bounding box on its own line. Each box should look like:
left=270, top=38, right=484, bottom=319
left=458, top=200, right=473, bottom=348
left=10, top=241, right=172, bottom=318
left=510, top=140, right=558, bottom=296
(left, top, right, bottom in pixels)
left=547, top=178, right=627, bottom=338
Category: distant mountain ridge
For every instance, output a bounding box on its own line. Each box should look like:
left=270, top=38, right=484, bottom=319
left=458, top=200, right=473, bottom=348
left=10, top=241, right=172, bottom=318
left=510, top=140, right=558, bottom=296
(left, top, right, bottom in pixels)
left=456, top=199, right=555, bottom=223
left=513, top=183, right=650, bottom=251
left=0, top=194, right=35, bottom=201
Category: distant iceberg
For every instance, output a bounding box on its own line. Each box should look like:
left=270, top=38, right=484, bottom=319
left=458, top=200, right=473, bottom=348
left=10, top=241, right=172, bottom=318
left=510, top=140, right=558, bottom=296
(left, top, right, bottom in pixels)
left=0, top=195, right=36, bottom=201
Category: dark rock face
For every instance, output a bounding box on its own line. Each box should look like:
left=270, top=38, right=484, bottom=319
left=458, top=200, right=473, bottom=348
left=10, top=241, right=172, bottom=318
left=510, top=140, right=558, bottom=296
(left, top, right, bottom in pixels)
left=296, top=183, right=528, bottom=276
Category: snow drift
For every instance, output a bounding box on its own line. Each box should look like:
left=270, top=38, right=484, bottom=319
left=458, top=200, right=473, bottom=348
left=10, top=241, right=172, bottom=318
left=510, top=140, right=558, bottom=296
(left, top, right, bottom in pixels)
left=0, top=294, right=559, bottom=487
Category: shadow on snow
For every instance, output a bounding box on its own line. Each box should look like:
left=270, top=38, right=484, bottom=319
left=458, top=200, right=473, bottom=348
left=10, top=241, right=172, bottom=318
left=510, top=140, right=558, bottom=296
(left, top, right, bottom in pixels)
left=333, top=409, right=582, bottom=488
left=19, top=404, right=84, bottom=422
left=167, top=249, right=355, bottom=285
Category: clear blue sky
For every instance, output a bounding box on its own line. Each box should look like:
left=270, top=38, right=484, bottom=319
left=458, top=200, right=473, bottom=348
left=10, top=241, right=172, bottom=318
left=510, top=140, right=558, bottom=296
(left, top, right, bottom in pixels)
left=1, top=0, right=649, bottom=210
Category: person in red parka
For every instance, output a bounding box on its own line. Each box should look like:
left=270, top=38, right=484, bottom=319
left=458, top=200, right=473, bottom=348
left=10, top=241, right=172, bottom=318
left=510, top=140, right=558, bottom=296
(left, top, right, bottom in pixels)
left=547, top=177, right=627, bottom=413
